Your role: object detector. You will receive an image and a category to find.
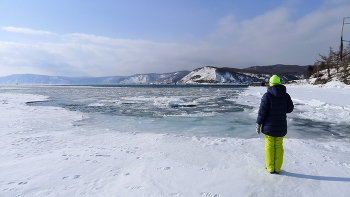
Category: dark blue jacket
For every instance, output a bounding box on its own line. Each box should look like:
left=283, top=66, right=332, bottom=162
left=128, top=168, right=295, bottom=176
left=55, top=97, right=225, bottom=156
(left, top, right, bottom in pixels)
left=256, top=85, right=294, bottom=137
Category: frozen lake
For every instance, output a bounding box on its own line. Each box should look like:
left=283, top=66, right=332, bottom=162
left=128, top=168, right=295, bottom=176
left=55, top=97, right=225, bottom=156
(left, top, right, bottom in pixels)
left=2, top=84, right=349, bottom=139
left=1, top=84, right=350, bottom=196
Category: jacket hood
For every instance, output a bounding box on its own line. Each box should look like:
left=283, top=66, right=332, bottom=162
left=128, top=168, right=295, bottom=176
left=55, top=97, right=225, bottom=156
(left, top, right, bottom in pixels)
left=267, top=84, right=286, bottom=97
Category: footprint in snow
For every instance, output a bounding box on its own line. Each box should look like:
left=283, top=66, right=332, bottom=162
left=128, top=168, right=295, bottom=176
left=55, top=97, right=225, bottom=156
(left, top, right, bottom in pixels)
left=62, top=175, right=81, bottom=179
left=157, top=167, right=172, bottom=170
left=200, top=168, right=214, bottom=172
left=159, top=192, right=180, bottom=196
left=125, top=186, right=144, bottom=190
left=201, top=192, right=222, bottom=197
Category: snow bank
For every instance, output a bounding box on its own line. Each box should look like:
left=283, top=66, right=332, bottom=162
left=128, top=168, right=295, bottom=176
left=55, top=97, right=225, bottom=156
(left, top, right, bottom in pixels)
left=1, top=90, right=350, bottom=196
left=236, top=85, right=350, bottom=124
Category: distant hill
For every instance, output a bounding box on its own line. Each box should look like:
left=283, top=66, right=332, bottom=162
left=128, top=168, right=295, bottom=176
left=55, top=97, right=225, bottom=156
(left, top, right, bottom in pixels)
left=0, top=71, right=190, bottom=85
left=244, top=64, right=309, bottom=75
left=177, top=66, right=261, bottom=84
left=0, top=74, right=121, bottom=85
left=0, top=64, right=308, bottom=85
left=117, top=71, right=190, bottom=84
left=177, top=65, right=307, bottom=84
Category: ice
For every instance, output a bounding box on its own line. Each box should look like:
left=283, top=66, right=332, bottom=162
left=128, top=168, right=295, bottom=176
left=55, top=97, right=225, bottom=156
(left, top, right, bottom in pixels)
left=1, top=85, right=350, bottom=196
left=235, top=85, right=350, bottom=132
left=88, top=103, right=105, bottom=107
left=168, top=101, right=197, bottom=107
left=3, top=84, right=350, bottom=139
left=153, top=97, right=183, bottom=108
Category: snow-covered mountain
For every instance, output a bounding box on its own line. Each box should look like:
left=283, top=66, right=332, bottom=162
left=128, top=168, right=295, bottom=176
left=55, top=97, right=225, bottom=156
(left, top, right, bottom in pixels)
left=0, top=65, right=306, bottom=85
left=0, top=74, right=70, bottom=84
left=177, top=66, right=264, bottom=84
left=0, top=71, right=190, bottom=85
left=0, top=74, right=123, bottom=85
left=118, top=71, right=190, bottom=84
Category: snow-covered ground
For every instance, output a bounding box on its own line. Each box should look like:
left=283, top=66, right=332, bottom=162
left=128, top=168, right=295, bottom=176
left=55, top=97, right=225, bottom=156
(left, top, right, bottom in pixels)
left=1, top=84, right=350, bottom=196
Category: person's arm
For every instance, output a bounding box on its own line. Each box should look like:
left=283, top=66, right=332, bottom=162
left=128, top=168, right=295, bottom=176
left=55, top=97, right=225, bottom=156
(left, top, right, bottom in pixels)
left=256, top=93, right=270, bottom=125
left=286, top=94, right=294, bottom=113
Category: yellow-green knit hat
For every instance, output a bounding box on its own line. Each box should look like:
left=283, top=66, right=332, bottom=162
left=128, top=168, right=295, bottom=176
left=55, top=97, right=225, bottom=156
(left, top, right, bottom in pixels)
left=269, top=75, right=281, bottom=86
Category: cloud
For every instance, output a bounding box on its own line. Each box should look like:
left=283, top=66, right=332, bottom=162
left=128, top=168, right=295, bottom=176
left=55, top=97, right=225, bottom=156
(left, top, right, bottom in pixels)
left=0, top=1, right=349, bottom=77
left=0, top=36, right=223, bottom=77
left=209, top=3, right=350, bottom=65
left=2, top=26, right=55, bottom=35
left=56, top=33, right=230, bottom=75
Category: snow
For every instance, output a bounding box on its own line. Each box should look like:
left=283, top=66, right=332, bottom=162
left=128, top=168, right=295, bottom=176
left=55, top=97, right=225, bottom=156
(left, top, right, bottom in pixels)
left=1, top=85, right=350, bottom=196
left=178, top=66, right=237, bottom=84
left=178, top=66, right=263, bottom=84
left=178, top=67, right=217, bottom=84
left=237, top=84, right=350, bottom=124
left=0, top=72, right=191, bottom=85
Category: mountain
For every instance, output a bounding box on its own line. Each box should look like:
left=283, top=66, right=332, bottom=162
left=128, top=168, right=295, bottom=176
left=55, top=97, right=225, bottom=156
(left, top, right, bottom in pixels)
left=177, top=66, right=262, bottom=84
left=117, top=71, right=190, bottom=84
left=0, top=74, right=121, bottom=84
left=245, top=64, right=309, bottom=76
left=176, top=65, right=305, bottom=84
left=0, top=71, right=190, bottom=85
left=0, top=65, right=307, bottom=85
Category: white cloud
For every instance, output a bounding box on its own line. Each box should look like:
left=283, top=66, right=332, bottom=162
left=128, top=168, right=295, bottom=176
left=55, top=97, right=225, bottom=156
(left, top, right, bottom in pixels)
left=209, top=3, right=350, bottom=65
left=0, top=2, right=349, bottom=77
left=0, top=37, right=223, bottom=77
left=2, top=26, right=55, bottom=35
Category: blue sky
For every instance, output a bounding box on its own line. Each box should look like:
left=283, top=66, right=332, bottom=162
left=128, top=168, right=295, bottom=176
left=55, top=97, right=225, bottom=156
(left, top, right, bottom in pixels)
left=0, top=0, right=349, bottom=77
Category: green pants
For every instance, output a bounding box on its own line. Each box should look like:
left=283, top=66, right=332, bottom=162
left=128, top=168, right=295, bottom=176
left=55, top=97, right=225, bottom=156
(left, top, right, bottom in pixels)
left=264, top=135, right=284, bottom=173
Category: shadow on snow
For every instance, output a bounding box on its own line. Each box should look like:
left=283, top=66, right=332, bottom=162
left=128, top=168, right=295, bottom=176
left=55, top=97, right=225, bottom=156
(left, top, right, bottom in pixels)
left=281, top=171, right=350, bottom=182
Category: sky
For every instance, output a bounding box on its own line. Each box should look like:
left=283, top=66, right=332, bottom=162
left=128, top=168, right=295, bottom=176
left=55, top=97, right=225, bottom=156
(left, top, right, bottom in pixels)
left=0, top=0, right=350, bottom=77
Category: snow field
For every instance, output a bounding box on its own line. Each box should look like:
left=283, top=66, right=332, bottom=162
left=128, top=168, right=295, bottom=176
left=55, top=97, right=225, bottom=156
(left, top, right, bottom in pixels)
left=1, top=86, right=350, bottom=196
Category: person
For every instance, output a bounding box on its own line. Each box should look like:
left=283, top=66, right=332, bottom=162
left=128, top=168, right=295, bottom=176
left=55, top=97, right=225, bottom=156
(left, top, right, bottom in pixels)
left=256, top=75, right=294, bottom=174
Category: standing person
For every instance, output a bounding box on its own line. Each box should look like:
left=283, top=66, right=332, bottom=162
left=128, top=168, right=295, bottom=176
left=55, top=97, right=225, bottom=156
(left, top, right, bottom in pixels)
left=256, top=75, right=294, bottom=174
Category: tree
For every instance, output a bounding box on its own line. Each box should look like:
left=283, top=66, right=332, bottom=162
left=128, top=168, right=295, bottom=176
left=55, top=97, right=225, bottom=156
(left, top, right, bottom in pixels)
left=341, top=43, right=350, bottom=63
left=340, top=43, right=350, bottom=74
left=315, top=43, right=350, bottom=83
left=306, top=65, right=314, bottom=78
left=317, top=47, right=337, bottom=77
